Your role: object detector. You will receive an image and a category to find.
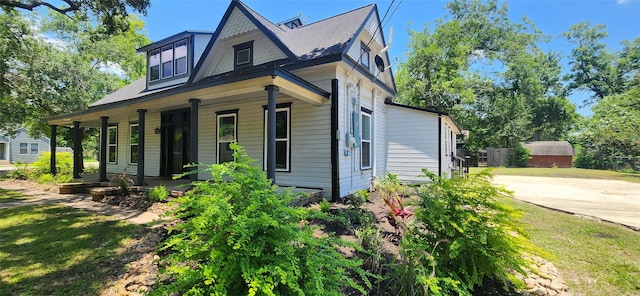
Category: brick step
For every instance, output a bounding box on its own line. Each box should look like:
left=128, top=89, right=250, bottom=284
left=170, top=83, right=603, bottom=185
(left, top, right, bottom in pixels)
left=58, top=182, right=102, bottom=194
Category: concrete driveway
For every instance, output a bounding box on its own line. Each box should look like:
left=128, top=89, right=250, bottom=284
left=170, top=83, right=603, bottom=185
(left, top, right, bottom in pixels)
left=492, top=176, right=640, bottom=230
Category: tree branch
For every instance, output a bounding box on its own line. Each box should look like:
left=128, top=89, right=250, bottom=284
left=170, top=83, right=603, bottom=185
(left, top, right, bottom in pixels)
left=0, top=0, right=80, bottom=14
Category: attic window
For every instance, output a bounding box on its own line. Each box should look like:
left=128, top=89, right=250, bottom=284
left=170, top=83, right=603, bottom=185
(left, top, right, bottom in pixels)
left=360, top=42, right=370, bottom=70
left=234, top=41, right=254, bottom=69
left=148, top=38, right=189, bottom=82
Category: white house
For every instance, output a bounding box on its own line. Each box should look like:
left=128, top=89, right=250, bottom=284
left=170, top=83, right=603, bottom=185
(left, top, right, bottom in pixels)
left=46, top=0, right=461, bottom=200
left=0, top=128, right=51, bottom=164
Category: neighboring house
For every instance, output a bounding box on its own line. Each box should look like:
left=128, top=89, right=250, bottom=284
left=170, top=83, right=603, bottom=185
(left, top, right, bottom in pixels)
left=45, top=0, right=460, bottom=199
left=0, top=128, right=51, bottom=164
left=522, top=141, right=574, bottom=168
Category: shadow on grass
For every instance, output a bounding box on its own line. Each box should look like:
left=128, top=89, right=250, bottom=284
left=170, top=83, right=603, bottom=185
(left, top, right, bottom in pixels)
left=0, top=205, right=144, bottom=295
left=0, top=188, right=27, bottom=203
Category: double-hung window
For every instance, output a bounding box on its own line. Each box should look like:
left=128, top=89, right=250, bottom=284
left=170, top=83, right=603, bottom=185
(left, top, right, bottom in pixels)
left=148, top=38, right=189, bottom=82
left=30, top=143, right=38, bottom=155
left=264, top=104, right=290, bottom=171
left=130, top=124, right=139, bottom=164
left=361, top=108, right=372, bottom=169
left=19, top=143, right=28, bottom=155
left=216, top=110, right=238, bottom=163
left=107, top=125, right=118, bottom=163
left=360, top=42, right=370, bottom=70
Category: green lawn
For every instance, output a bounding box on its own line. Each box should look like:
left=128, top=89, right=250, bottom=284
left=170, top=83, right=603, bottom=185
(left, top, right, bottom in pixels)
left=470, top=167, right=640, bottom=183
left=503, top=198, right=640, bottom=296
left=0, top=188, right=28, bottom=203
left=0, top=204, right=142, bottom=295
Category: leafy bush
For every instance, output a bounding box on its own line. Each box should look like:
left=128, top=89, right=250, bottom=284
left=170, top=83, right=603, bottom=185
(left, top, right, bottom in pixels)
left=7, top=162, right=29, bottom=180
left=148, top=185, right=169, bottom=202
left=319, top=198, right=331, bottom=213
left=110, top=171, right=134, bottom=197
left=347, top=189, right=369, bottom=209
left=36, top=174, right=54, bottom=184
left=153, top=143, right=370, bottom=295
left=508, top=144, right=531, bottom=167
left=31, top=152, right=73, bottom=178
left=396, top=169, right=535, bottom=295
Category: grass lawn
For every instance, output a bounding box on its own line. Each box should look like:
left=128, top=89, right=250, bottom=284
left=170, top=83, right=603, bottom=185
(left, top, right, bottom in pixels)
left=470, top=167, right=640, bottom=183
left=0, top=204, right=143, bottom=296
left=503, top=198, right=640, bottom=296
left=0, top=188, right=28, bottom=203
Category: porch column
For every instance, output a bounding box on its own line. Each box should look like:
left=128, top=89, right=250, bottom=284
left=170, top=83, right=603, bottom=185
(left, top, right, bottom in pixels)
left=100, top=116, right=108, bottom=182
left=189, top=99, right=200, bottom=181
left=136, top=109, right=146, bottom=186
left=265, top=85, right=279, bottom=183
left=72, top=121, right=81, bottom=179
left=50, top=125, right=57, bottom=176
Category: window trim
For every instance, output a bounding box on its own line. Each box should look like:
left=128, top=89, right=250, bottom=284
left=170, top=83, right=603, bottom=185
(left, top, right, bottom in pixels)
left=263, top=103, right=291, bottom=172
left=107, top=125, right=118, bottom=164
left=148, top=38, right=190, bottom=83
left=19, top=143, right=28, bottom=155
left=129, top=123, right=139, bottom=164
left=360, top=107, right=372, bottom=170
left=233, top=41, right=254, bottom=69
left=30, top=143, right=39, bottom=155
left=360, top=42, right=370, bottom=70
left=216, top=109, right=239, bottom=164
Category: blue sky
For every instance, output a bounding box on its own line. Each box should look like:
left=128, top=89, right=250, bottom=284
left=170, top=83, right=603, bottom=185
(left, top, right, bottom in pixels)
left=141, top=0, right=640, bottom=115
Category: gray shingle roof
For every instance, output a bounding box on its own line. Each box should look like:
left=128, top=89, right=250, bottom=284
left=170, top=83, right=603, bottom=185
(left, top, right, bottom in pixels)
left=240, top=1, right=374, bottom=60
left=90, top=78, right=181, bottom=107
left=523, top=141, right=574, bottom=156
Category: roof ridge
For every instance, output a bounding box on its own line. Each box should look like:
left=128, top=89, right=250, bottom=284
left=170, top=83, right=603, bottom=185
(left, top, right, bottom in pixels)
left=296, top=3, right=374, bottom=29
left=236, top=0, right=287, bottom=33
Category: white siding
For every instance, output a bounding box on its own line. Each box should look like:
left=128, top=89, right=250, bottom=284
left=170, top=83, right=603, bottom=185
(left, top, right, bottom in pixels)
left=195, top=96, right=332, bottom=196
left=9, top=128, right=50, bottom=163
left=386, top=106, right=439, bottom=183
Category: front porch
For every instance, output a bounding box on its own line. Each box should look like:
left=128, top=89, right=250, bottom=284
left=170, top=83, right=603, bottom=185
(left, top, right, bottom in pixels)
left=58, top=174, right=323, bottom=205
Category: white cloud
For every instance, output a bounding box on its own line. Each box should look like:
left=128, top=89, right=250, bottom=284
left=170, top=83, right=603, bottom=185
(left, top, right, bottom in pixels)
left=618, top=0, right=632, bottom=4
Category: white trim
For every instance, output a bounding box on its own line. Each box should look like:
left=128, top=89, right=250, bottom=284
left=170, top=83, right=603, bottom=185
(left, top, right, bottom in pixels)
left=129, top=123, right=139, bottom=164
left=216, top=112, right=237, bottom=164
left=19, top=143, right=28, bottom=155
left=264, top=107, right=290, bottom=172
left=30, top=143, right=39, bottom=155
left=107, top=125, right=118, bottom=164
left=361, top=111, right=372, bottom=169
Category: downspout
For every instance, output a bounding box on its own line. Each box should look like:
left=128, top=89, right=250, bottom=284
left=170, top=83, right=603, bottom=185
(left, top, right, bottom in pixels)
left=331, top=79, right=340, bottom=202
left=438, top=116, right=442, bottom=177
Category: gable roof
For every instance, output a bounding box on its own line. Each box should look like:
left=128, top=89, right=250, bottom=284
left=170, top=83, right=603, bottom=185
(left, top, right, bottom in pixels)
left=523, top=141, right=574, bottom=156
left=243, top=2, right=375, bottom=61
left=191, top=0, right=378, bottom=83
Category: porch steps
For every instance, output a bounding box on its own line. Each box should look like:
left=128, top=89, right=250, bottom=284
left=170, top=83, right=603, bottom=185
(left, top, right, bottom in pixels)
left=0, top=160, right=9, bottom=165
left=58, top=182, right=102, bottom=194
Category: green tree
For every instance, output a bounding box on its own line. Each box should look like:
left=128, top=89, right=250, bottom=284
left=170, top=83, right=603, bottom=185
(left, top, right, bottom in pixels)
left=397, top=0, right=577, bottom=155
left=0, top=0, right=150, bottom=34
left=563, top=22, right=640, bottom=104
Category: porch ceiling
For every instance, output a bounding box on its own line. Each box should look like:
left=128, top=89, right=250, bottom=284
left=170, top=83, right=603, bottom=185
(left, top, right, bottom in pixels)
left=46, top=68, right=330, bottom=127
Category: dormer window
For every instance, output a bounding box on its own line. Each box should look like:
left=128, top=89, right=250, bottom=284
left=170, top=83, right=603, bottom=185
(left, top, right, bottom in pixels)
left=148, top=38, right=189, bottom=82
left=234, top=41, right=254, bottom=69
left=360, top=42, right=370, bottom=70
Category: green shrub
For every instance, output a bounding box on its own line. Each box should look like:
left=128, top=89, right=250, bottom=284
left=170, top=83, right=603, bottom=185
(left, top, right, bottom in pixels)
left=508, top=144, right=531, bottom=167
left=148, top=185, right=169, bottom=202
left=345, top=189, right=368, bottom=209
left=395, top=169, right=535, bottom=295
left=54, top=174, right=73, bottom=184
left=319, top=198, right=332, bottom=213
left=153, top=143, right=370, bottom=296
left=31, top=152, right=73, bottom=177
left=7, top=162, right=29, bottom=180
left=36, top=174, right=54, bottom=184
left=110, top=172, right=134, bottom=197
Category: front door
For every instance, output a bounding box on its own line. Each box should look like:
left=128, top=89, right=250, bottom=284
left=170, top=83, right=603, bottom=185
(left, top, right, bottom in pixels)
left=0, top=143, right=6, bottom=160
left=161, top=109, right=190, bottom=177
